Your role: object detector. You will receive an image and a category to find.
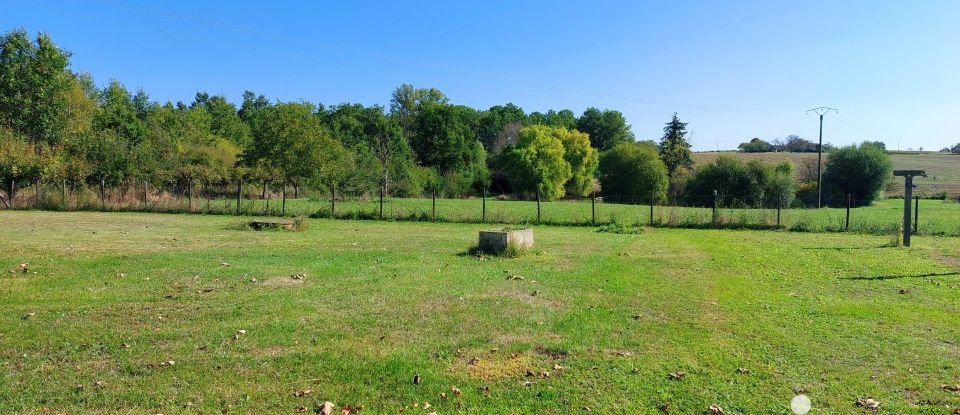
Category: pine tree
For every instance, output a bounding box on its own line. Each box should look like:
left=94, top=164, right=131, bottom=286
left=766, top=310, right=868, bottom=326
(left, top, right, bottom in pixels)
left=659, top=113, right=693, bottom=177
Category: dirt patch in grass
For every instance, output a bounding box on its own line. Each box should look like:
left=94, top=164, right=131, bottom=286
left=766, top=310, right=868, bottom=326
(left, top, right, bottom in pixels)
left=930, top=253, right=960, bottom=268
left=462, top=353, right=532, bottom=381
left=262, top=277, right=305, bottom=287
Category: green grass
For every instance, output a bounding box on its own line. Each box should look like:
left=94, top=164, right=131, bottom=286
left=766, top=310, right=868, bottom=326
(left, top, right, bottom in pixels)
left=2, top=211, right=960, bottom=414
left=692, top=151, right=960, bottom=197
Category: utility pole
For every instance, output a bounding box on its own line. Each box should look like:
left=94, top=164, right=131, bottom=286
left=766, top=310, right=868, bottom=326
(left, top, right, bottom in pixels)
left=806, top=107, right=838, bottom=208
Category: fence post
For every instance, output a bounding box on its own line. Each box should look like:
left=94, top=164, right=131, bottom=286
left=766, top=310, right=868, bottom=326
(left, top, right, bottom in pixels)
left=776, top=205, right=781, bottom=228
left=8, top=179, right=14, bottom=208
left=712, top=189, right=718, bottom=226
left=379, top=184, right=384, bottom=218
left=188, top=179, right=193, bottom=211
left=236, top=179, right=242, bottom=215
left=845, top=193, right=851, bottom=231
left=432, top=187, right=436, bottom=221
left=34, top=179, right=40, bottom=207
left=536, top=187, right=541, bottom=225
left=914, top=196, right=919, bottom=234
left=482, top=187, right=487, bottom=223
left=281, top=183, right=287, bottom=216
left=330, top=183, right=336, bottom=218
left=143, top=180, right=148, bottom=208
left=649, top=189, right=654, bottom=227
left=591, top=191, right=596, bottom=225
left=100, top=179, right=105, bottom=210
left=62, top=180, right=67, bottom=206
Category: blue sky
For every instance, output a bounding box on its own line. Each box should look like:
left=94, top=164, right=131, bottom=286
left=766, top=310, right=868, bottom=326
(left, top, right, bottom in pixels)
left=3, top=0, right=959, bottom=151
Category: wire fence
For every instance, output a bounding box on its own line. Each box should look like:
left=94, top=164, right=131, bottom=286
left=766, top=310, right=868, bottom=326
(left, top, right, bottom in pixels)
left=3, top=180, right=959, bottom=237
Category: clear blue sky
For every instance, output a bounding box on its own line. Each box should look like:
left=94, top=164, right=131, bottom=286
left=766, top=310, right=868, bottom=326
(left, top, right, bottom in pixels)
left=4, top=0, right=959, bottom=151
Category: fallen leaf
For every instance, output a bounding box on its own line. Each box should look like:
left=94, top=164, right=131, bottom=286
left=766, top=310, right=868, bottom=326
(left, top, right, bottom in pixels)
left=160, top=360, right=175, bottom=368
left=440, top=392, right=447, bottom=400
left=943, top=384, right=960, bottom=392
left=582, top=406, right=592, bottom=412
left=22, top=312, right=35, bottom=320
left=412, top=374, right=421, bottom=385
left=668, top=371, right=684, bottom=380
left=522, top=380, right=534, bottom=386
left=423, top=401, right=431, bottom=409
left=293, top=389, right=312, bottom=397
left=553, top=364, right=564, bottom=371
left=295, top=405, right=307, bottom=413
left=736, top=367, right=751, bottom=374
left=451, top=386, right=462, bottom=396
left=708, top=404, right=724, bottom=414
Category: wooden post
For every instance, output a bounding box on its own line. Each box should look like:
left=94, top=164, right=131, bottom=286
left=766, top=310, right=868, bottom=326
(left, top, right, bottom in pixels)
left=188, top=179, right=193, bottom=211
left=379, top=184, right=384, bottom=218
left=481, top=187, right=487, bottom=223
left=281, top=183, right=287, bottom=216
left=62, top=180, right=67, bottom=206
left=845, top=193, right=851, bottom=231
left=432, top=187, right=436, bottom=221
left=265, top=183, right=270, bottom=215
left=100, top=179, right=105, bottom=210
left=236, top=179, right=242, bottom=215
left=143, top=180, right=148, bottom=208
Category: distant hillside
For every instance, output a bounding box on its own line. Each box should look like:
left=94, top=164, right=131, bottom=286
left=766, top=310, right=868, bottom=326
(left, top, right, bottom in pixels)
left=691, top=151, right=960, bottom=197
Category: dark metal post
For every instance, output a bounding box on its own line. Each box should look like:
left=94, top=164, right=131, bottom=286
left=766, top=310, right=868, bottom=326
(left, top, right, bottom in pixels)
left=845, top=193, right=851, bottom=231
left=143, top=180, right=148, bottom=208
left=330, top=183, right=336, bottom=218
left=482, top=187, right=487, bottom=223
left=535, top=187, right=541, bottom=224
left=712, top=189, right=718, bottom=226
left=100, top=179, right=105, bottom=210
left=591, top=191, right=596, bottom=225
left=236, top=179, right=242, bottom=215
left=649, top=189, right=654, bottom=226
left=432, top=187, right=436, bottom=221
left=914, top=196, right=919, bottom=234
left=903, top=175, right=913, bottom=246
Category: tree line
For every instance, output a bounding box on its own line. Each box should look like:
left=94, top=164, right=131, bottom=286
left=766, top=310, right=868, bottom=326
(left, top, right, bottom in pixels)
left=1, top=29, right=893, bottom=211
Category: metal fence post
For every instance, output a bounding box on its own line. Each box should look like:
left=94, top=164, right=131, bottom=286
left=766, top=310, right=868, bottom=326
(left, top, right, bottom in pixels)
left=236, top=179, right=242, bottom=215
left=712, top=189, right=718, bottom=226
left=432, top=187, right=436, bottom=221
left=100, top=179, right=105, bottom=210
left=536, top=187, right=541, bottom=224
left=649, top=189, right=654, bottom=227
left=330, top=183, right=336, bottom=218
left=591, top=191, right=596, bottom=225
left=845, top=193, right=851, bottom=231
left=482, top=187, right=487, bottom=223
left=914, top=196, right=919, bottom=234
left=379, top=184, right=384, bottom=218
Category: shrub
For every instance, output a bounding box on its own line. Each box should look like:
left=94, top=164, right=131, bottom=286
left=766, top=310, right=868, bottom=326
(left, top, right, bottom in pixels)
left=822, top=142, right=893, bottom=206
left=597, top=142, right=668, bottom=204
left=685, top=157, right=795, bottom=208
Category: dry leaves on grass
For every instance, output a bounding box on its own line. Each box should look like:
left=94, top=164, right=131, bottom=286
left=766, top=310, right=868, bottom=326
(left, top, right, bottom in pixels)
left=736, top=367, right=751, bottom=374
left=856, top=398, right=880, bottom=410
left=292, top=389, right=312, bottom=397
left=944, top=384, right=960, bottom=392
left=318, top=401, right=335, bottom=415
left=708, top=404, right=724, bottom=414
left=668, top=372, right=685, bottom=380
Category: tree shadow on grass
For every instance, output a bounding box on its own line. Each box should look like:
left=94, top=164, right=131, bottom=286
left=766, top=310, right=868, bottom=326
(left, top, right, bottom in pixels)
left=842, top=272, right=960, bottom=281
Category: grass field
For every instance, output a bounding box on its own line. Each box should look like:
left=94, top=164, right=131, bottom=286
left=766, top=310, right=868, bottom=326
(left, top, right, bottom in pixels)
left=3, top=212, right=960, bottom=414
left=692, top=151, right=960, bottom=197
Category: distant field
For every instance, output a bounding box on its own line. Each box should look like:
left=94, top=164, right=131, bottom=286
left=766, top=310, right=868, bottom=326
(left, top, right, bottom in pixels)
left=692, top=151, right=960, bottom=197
left=3, top=211, right=960, bottom=413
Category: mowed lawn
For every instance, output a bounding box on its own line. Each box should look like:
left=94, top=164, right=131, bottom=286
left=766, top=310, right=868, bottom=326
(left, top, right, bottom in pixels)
left=2, top=212, right=960, bottom=414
